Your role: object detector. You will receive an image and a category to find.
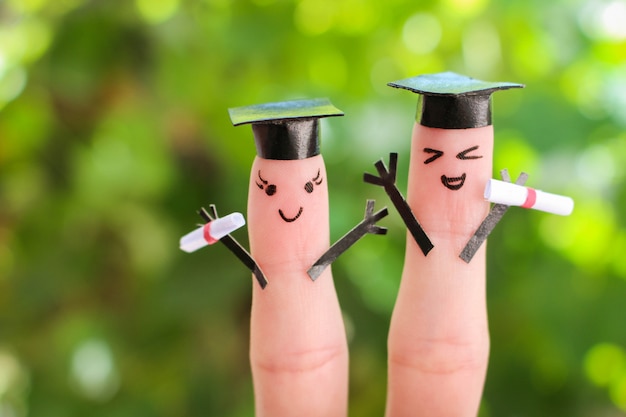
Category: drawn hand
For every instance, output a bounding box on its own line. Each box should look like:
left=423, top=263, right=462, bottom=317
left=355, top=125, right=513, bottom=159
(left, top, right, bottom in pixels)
left=459, top=169, right=528, bottom=263
left=363, top=151, right=400, bottom=189
left=199, top=205, right=268, bottom=289
left=307, top=200, right=388, bottom=280
left=364, top=153, right=434, bottom=256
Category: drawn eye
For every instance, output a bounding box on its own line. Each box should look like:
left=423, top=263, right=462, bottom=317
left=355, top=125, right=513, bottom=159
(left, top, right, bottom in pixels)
left=423, top=148, right=444, bottom=164
left=304, top=169, right=322, bottom=193
left=257, top=170, right=277, bottom=196
left=456, top=145, right=483, bottom=160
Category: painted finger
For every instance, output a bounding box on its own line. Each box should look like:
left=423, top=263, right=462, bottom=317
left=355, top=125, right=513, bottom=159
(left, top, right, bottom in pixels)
left=230, top=99, right=349, bottom=417
left=385, top=73, right=523, bottom=417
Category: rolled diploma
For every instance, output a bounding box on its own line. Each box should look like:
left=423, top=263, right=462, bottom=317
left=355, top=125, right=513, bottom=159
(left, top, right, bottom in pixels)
left=484, top=179, right=574, bottom=216
left=180, top=212, right=246, bottom=252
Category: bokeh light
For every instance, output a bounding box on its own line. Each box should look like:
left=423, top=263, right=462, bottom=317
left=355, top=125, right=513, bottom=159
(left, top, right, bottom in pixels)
left=1, top=0, right=625, bottom=416
left=579, top=0, right=626, bottom=41
left=70, top=339, right=120, bottom=401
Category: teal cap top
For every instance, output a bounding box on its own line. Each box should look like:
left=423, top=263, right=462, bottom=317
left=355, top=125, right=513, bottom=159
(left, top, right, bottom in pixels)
left=229, top=98, right=344, bottom=160
left=388, top=72, right=524, bottom=129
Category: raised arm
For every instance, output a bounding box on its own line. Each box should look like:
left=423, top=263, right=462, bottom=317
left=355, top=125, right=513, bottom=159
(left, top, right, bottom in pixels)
left=199, top=205, right=268, bottom=289
left=459, top=170, right=528, bottom=263
left=364, top=152, right=434, bottom=256
left=307, top=199, right=388, bottom=280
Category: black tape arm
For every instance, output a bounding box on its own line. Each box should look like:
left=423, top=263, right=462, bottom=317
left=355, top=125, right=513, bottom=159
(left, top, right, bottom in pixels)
left=364, top=152, right=434, bottom=256
left=458, top=170, right=529, bottom=263
left=307, top=200, right=388, bottom=281
left=199, top=205, right=268, bottom=289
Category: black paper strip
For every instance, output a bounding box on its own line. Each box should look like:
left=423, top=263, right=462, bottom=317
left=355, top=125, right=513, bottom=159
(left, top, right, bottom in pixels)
left=458, top=170, right=528, bottom=263
left=307, top=200, right=388, bottom=281
left=387, top=72, right=524, bottom=129
left=252, top=120, right=319, bottom=160
left=418, top=94, right=492, bottom=129
left=364, top=153, right=434, bottom=256
left=229, top=98, right=344, bottom=161
left=199, top=206, right=268, bottom=289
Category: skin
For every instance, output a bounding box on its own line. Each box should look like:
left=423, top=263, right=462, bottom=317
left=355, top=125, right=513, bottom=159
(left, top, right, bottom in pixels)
left=247, top=155, right=349, bottom=417
left=245, top=125, right=492, bottom=416
left=385, top=123, right=493, bottom=417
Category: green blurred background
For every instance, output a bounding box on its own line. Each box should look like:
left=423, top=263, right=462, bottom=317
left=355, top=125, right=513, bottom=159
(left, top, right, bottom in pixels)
left=1, top=0, right=626, bottom=415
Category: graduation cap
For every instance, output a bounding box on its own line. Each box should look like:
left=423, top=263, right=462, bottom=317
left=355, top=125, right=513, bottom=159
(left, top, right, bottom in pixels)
left=388, top=72, right=524, bottom=129
left=229, top=98, right=344, bottom=160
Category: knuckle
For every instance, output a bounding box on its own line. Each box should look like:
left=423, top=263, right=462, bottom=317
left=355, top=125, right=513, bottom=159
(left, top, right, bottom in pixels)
left=389, top=337, right=489, bottom=376
left=252, top=345, right=346, bottom=376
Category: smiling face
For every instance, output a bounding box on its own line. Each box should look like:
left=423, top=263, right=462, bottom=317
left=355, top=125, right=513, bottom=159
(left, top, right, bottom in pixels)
left=247, top=155, right=330, bottom=270
left=407, top=123, right=494, bottom=240
left=423, top=144, right=484, bottom=191
left=255, top=168, right=323, bottom=223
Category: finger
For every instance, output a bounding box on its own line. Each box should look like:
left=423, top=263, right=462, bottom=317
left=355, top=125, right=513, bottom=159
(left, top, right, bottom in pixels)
left=386, top=124, right=492, bottom=417
left=364, top=172, right=384, bottom=186
left=374, top=159, right=389, bottom=177
left=388, top=152, right=398, bottom=178
left=248, top=155, right=348, bottom=417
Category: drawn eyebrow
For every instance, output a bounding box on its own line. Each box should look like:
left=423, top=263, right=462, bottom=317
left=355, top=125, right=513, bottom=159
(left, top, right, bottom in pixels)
left=457, top=145, right=483, bottom=160
left=312, top=169, right=323, bottom=185
left=256, top=170, right=268, bottom=189
left=423, top=148, right=444, bottom=164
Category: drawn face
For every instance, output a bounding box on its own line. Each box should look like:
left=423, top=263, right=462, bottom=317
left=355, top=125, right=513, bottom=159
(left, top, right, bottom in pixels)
left=422, top=145, right=483, bottom=191
left=247, top=155, right=330, bottom=270
left=255, top=168, right=324, bottom=223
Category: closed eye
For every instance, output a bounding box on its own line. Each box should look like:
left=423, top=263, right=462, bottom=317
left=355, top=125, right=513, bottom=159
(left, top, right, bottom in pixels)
left=456, top=145, right=483, bottom=160
left=423, top=148, right=444, bottom=164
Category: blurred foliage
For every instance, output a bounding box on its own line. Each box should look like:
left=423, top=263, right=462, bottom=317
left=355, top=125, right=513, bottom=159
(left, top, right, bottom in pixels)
left=1, top=0, right=626, bottom=415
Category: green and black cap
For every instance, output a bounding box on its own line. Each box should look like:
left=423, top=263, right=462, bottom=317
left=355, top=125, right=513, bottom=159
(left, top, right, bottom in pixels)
left=229, top=98, right=344, bottom=160
left=388, top=72, right=524, bottom=129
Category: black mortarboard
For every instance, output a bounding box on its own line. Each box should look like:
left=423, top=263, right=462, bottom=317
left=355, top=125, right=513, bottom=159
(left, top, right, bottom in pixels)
left=228, top=98, right=344, bottom=160
left=388, top=72, right=524, bottom=129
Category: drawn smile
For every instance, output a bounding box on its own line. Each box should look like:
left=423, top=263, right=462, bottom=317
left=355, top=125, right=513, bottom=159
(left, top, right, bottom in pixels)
left=441, top=173, right=467, bottom=191
left=279, top=207, right=303, bottom=223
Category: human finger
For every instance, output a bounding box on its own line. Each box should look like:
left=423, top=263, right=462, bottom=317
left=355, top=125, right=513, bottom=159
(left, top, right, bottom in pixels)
left=248, top=155, right=348, bottom=417
left=385, top=124, right=492, bottom=417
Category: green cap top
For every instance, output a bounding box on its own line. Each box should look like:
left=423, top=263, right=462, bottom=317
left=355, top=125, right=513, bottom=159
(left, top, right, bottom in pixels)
left=229, top=98, right=344, bottom=160
left=388, top=72, right=524, bottom=129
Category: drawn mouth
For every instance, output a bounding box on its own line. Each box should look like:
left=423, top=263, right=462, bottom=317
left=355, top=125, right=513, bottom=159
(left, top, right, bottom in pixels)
left=279, top=207, right=303, bottom=223
left=441, top=173, right=467, bottom=191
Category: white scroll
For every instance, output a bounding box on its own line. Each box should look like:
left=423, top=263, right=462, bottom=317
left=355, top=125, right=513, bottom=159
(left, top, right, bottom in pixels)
left=180, top=212, right=246, bottom=253
left=484, top=179, right=574, bottom=216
